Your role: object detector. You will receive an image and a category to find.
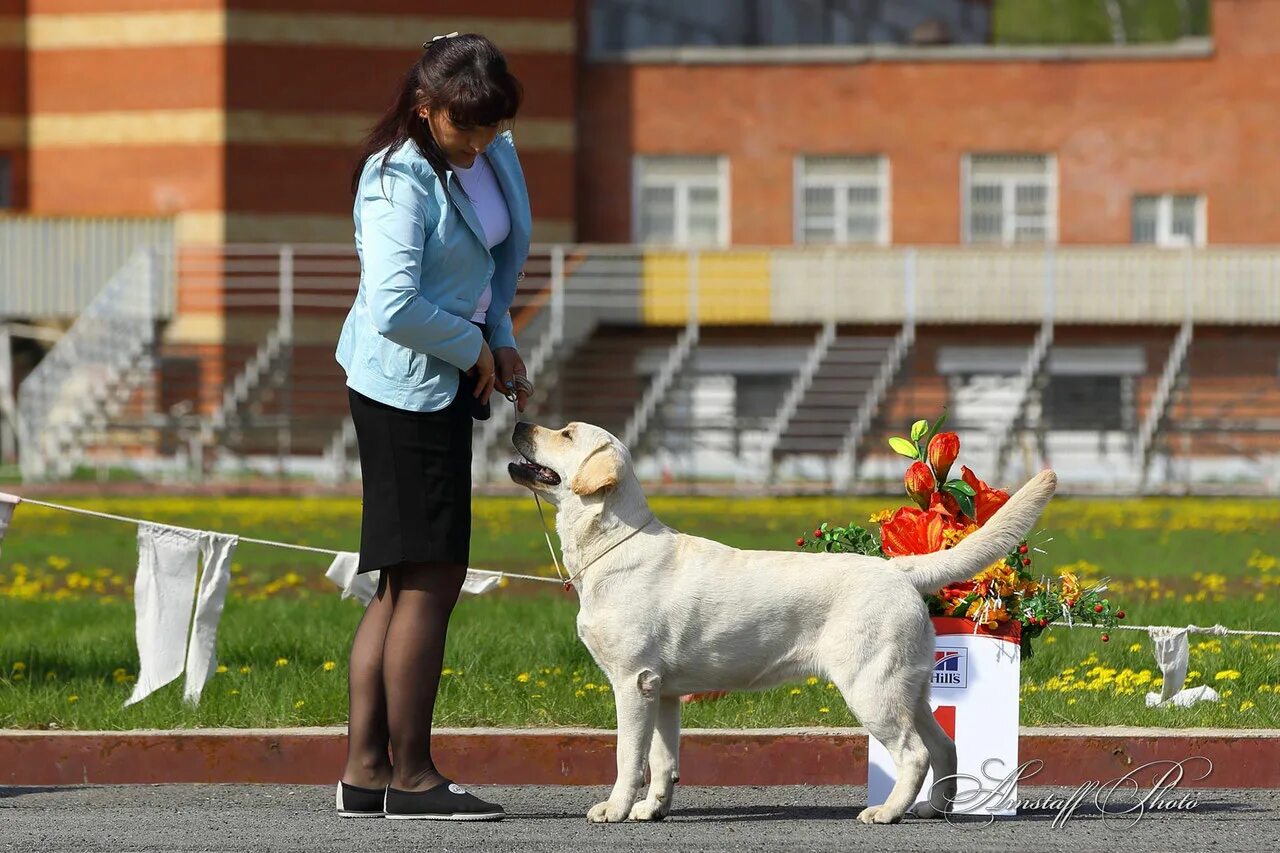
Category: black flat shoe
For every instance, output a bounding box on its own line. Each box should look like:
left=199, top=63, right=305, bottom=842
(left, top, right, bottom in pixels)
left=335, top=780, right=387, bottom=818
left=384, top=779, right=505, bottom=821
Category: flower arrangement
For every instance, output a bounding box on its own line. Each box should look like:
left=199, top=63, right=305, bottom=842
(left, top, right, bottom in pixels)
left=797, top=413, right=1125, bottom=655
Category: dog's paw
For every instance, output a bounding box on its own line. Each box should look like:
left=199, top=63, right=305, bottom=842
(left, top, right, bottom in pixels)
left=628, top=798, right=669, bottom=822
left=587, top=800, right=630, bottom=823
left=857, top=805, right=904, bottom=825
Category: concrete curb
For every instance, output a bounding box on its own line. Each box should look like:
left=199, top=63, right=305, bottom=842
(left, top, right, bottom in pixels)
left=3, top=727, right=1277, bottom=788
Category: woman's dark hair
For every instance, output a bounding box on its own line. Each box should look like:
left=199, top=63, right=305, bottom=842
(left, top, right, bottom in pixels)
left=350, top=33, right=522, bottom=196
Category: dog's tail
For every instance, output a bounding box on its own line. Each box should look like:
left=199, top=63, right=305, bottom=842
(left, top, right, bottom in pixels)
left=891, top=469, right=1058, bottom=593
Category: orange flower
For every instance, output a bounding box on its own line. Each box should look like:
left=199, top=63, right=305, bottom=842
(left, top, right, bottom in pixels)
left=904, top=461, right=936, bottom=510
left=880, top=505, right=962, bottom=556
left=960, top=465, right=1010, bottom=525
left=927, top=432, right=960, bottom=482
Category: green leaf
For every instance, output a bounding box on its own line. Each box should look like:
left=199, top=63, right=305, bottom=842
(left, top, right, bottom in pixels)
left=944, top=478, right=976, bottom=497
left=942, top=483, right=975, bottom=519
left=888, top=437, right=919, bottom=459
left=924, top=410, right=948, bottom=445
left=910, top=419, right=929, bottom=441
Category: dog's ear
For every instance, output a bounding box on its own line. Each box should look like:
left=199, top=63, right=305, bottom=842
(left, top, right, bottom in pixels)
left=571, top=443, right=620, bottom=497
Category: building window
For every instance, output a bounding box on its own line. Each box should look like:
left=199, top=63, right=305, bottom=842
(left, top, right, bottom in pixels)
left=0, top=154, right=11, bottom=209
left=795, top=156, right=889, bottom=245
left=1132, top=194, right=1205, bottom=247
left=633, top=156, right=728, bottom=247
left=963, top=154, right=1056, bottom=245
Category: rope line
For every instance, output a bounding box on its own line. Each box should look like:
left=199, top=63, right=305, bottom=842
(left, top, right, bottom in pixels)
left=11, top=495, right=563, bottom=586
left=10, top=494, right=1280, bottom=633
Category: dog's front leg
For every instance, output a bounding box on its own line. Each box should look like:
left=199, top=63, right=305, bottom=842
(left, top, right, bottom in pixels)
left=629, top=694, right=681, bottom=821
left=587, top=669, right=661, bottom=823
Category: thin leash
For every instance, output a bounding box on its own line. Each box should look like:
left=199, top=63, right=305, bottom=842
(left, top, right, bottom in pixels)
left=502, top=376, right=574, bottom=591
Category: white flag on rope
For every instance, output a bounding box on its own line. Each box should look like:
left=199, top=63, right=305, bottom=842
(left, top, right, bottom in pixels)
left=0, top=491, right=20, bottom=559
left=126, top=523, right=239, bottom=707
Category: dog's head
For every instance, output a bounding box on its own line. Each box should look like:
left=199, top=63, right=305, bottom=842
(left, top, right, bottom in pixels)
left=509, top=421, right=630, bottom=508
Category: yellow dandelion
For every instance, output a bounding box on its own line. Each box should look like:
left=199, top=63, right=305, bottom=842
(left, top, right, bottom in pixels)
left=216, top=665, right=228, bottom=674
left=1067, top=698, right=1077, bottom=705
left=1214, top=670, right=1241, bottom=681
left=1128, top=643, right=1143, bottom=653
left=825, top=682, right=835, bottom=690
left=294, top=699, right=305, bottom=709
left=789, top=688, right=802, bottom=696
left=229, top=689, right=240, bottom=696
left=574, top=689, right=586, bottom=698
left=67, top=695, right=78, bottom=703
left=441, top=667, right=454, bottom=676
left=1240, top=700, right=1256, bottom=712
left=323, top=661, right=336, bottom=672
left=806, top=676, right=819, bottom=686
left=584, top=682, right=596, bottom=690
left=819, top=707, right=830, bottom=713
left=536, top=680, right=547, bottom=688
left=275, top=657, right=289, bottom=667
left=1044, top=636, right=1057, bottom=644
left=11, top=662, right=25, bottom=672
left=239, top=665, right=251, bottom=674
left=1259, top=684, right=1273, bottom=693
left=516, top=672, right=531, bottom=683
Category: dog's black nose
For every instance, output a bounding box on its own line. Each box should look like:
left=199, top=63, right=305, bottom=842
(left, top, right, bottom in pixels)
left=513, top=421, right=531, bottom=440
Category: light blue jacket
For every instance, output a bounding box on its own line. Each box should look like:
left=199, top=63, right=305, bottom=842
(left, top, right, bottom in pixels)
left=335, top=130, right=531, bottom=411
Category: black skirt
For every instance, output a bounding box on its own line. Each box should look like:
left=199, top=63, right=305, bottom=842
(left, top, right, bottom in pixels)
left=347, top=385, right=473, bottom=574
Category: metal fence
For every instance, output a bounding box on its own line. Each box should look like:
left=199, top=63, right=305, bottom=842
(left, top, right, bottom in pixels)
left=8, top=242, right=1280, bottom=492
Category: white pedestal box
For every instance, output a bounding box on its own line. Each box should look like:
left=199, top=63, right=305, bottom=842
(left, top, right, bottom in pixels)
left=867, top=616, right=1022, bottom=817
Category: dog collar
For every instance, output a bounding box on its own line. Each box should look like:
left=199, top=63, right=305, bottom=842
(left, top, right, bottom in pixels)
left=564, top=513, right=659, bottom=590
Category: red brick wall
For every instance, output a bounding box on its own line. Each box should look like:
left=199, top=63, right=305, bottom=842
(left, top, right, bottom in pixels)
left=578, top=0, right=1280, bottom=246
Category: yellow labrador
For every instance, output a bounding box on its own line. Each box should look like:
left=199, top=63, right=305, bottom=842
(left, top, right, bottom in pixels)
left=509, top=421, right=1056, bottom=824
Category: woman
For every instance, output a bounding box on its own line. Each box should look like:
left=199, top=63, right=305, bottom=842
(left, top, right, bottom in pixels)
left=332, top=32, right=531, bottom=821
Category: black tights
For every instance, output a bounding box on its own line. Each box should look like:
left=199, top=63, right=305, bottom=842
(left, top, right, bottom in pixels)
left=342, top=561, right=468, bottom=791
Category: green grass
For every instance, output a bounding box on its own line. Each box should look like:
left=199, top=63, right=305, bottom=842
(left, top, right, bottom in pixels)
left=993, top=0, right=1209, bottom=45
left=2, top=495, right=1278, bottom=729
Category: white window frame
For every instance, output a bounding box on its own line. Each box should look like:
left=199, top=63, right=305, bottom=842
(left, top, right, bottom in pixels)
left=961, top=153, right=1058, bottom=245
left=1132, top=193, right=1207, bottom=248
left=793, top=155, right=891, bottom=246
left=631, top=155, right=730, bottom=247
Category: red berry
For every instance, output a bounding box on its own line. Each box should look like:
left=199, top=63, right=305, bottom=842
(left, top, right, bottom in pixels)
left=1101, top=633, right=1110, bottom=642
left=1093, top=604, right=1103, bottom=613
left=1065, top=599, right=1074, bottom=608
left=796, top=538, right=806, bottom=547
left=1021, top=557, right=1031, bottom=566
left=1117, top=610, right=1125, bottom=619
left=1018, top=544, right=1029, bottom=554
left=814, top=528, right=823, bottom=539
left=1039, top=618, right=1048, bottom=627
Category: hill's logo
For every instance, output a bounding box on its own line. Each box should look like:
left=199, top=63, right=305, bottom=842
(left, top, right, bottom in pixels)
left=932, top=648, right=967, bottom=689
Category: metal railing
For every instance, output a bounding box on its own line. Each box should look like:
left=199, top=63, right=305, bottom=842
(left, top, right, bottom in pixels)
left=15, top=247, right=161, bottom=479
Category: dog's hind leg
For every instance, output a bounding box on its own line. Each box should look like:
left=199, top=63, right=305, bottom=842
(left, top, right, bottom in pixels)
left=588, top=669, right=661, bottom=823
left=912, top=686, right=957, bottom=819
left=629, top=694, right=681, bottom=821
left=836, top=667, right=931, bottom=825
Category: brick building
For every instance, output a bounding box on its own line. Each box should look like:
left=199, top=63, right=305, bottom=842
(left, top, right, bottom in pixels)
left=1, top=0, right=1277, bottom=489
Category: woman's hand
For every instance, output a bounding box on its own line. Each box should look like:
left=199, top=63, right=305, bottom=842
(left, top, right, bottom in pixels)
left=468, top=340, right=496, bottom=404
left=494, top=347, right=529, bottom=412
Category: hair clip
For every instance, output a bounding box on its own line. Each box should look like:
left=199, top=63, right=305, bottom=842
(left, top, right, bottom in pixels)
left=423, top=31, right=459, bottom=48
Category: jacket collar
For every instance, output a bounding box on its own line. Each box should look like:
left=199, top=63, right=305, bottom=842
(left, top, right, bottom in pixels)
left=443, top=132, right=525, bottom=253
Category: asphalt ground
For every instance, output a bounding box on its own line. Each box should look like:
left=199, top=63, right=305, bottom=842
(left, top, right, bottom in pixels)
left=1, top=783, right=1277, bottom=852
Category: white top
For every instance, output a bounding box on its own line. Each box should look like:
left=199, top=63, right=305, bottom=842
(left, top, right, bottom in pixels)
left=450, top=153, right=510, bottom=323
